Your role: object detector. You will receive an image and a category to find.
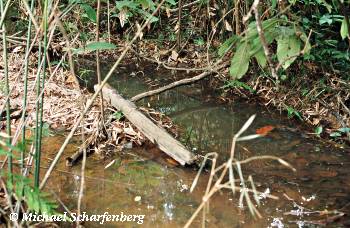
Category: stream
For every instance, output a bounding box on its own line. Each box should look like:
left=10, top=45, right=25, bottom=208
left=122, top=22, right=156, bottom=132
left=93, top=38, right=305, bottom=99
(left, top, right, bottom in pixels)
left=42, top=61, right=350, bottom=227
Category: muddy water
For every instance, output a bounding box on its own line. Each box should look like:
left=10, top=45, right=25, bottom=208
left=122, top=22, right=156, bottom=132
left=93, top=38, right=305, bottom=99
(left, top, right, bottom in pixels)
left=43, top=62, right=350, bottom=227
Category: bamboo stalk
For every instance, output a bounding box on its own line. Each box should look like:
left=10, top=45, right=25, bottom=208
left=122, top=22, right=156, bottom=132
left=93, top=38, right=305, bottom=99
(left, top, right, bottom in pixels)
left=0, top=0, right=12, bottom=183
left=34, top=0, right=49, bottom=188
left=107, top=0, right=111, bottom=43
left=20, top=0, right=35, bottom=172
left=96, top=0, right=105, bottom=123
left=0, top=0, right=10, bottom=29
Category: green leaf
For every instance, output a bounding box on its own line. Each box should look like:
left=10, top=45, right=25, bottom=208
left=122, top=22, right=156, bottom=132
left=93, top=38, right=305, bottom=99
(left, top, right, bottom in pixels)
left=286, top=106, right=303, bottom=121
left=114, top=111, right=124, bottom=120
left=330, top=132, right=341, bottom=137
left=338, top=127, right=350, bottom=133
left=73, top=42, right=117, bottom=54
left=243, top=18, right=279, bottom=42
left=249, top=27, right=278, bottom=56
left=138, top=9, right=159, bottom=23
left=254, top=50, right=267, bottom=68
left=229, top=42, right=251, bottom=79
left=277, top=35, right=301, bottom=69
left=315, top=126, right=323, bottom=136
left=319, top=14, right=333, bottom=25
left=80, top=4, right=96, bottom=23
left=221, top=80, right=255, bottom=93
left=340, top=18, right=349, bottom=40
left=116, top=0, right=138, bottom=10
left=218, top=35, right=239, bottom=57
left=271, top=0, right=277, bottom=9
left=138, top=0, right=156, bottom=9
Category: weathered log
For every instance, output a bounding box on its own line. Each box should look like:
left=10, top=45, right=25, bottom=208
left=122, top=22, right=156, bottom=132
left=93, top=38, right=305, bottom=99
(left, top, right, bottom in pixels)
left=94, top=83, right=195, bottom=165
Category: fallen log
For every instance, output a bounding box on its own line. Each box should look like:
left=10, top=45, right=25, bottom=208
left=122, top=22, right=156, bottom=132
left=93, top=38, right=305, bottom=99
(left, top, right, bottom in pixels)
left=95, top=83, right=195, bottom=165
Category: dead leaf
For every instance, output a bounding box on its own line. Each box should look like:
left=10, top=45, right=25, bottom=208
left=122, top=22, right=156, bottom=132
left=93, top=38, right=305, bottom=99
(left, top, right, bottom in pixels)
left=256, top=125, right=275, bottom=136
left=124, top=126, right=137, bottom=136
left=118, top=9, right=128, bottom=28
left=168, top=50, right=179, bottom=62
left=12, top=46, right=23, bottom=53
left=224, top=20, right=233, bottom=31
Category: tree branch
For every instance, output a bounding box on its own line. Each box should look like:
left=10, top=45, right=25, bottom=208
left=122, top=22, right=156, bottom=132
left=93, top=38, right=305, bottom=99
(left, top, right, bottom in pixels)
left=251, top=0, right=278, bottom=80
left=131, top=61, right=229, bottom=102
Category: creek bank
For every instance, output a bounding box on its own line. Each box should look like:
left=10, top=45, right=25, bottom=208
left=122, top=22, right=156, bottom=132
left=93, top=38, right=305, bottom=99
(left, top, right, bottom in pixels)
left=77, top=48, right=350, bottom=148
left=93, top=40, right=350, bottom=146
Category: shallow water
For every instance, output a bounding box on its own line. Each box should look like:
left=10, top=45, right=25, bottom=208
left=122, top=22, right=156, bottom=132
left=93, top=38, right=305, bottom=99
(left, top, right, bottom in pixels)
left=43, top=62, right=350, bottom=227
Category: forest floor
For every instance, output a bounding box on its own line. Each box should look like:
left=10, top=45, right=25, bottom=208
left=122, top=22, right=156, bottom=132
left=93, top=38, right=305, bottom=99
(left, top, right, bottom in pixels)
left=1, top=38, right=349, bottom=147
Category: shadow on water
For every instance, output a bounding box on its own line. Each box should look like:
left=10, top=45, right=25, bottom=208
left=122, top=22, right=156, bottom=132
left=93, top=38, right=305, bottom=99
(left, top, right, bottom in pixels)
left=43, top=61, right=350, bottom=227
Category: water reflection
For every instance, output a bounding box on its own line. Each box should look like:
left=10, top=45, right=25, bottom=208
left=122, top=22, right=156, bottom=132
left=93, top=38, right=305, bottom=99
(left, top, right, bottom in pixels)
left=42, top=62, right=350, bottom=227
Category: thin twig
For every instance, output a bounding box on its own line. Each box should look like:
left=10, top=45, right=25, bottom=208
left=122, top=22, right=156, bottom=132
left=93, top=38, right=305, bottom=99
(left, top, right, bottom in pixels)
left=130, top=61, right=228, bottom=102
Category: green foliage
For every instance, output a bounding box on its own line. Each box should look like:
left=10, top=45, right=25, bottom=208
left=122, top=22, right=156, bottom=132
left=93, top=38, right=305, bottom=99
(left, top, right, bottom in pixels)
left=276, top=33, right=301, bottom=69
left=221, top=80, right=255, bottom=93
left=114, top=111, right=124, bottom=120
left=0, top=139, right=59, bottom=217
left=0, top=139, right=24, bottom=157
left=41, top=122, right=52, bottom=137
left=73, top=42, right=117, bottom=54
left=194, top=37, right=205, bottom=46
left=330, top=131, right=342, bottom=137
left=315, top=126, right=323, bottom=137
left=286, top=106, right=303, bottom=121
left=254, top=49, right=267, bottom=68
left=218, top=0, right=350, bottom=79
left=11, top=175, right=59, bottom=215
left=114, top=0, right=160, bottom=26
left=113, top=0, right=176, bottom=26
left=79, top=68, right=93, bottom=78
left=229, top=42, right=251, bottom=79
left=80, top=3, right=97, bottom=23
left=218, top=35, right=238, bottom=57
left=221, top=18, right=310, bottom=79
left=297, top=0, right=350, bottom=70
left=340, top=18, right=349, bottom=40
left=330, top=127, right=350, bottom=137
